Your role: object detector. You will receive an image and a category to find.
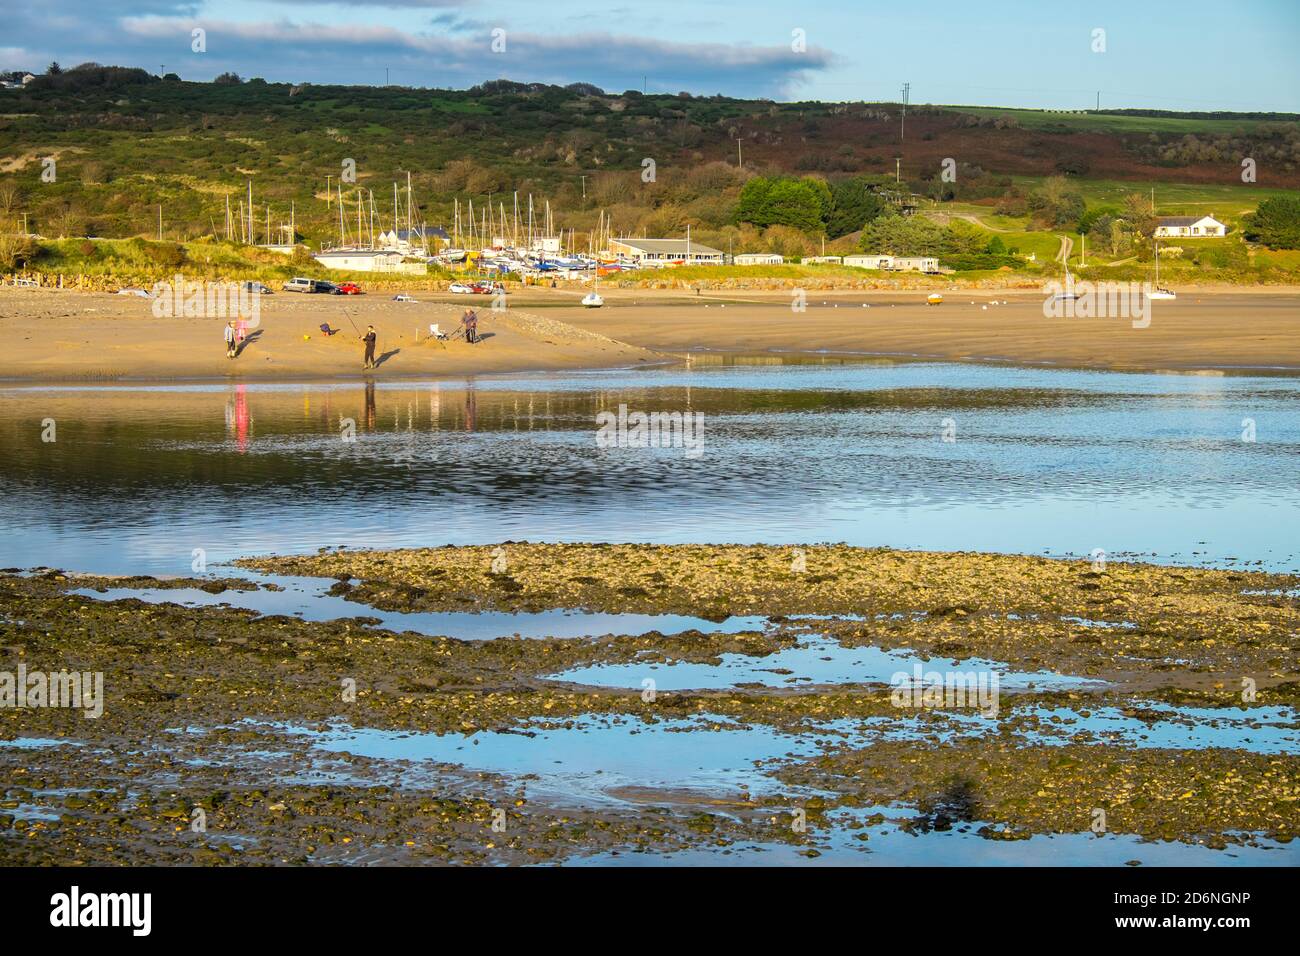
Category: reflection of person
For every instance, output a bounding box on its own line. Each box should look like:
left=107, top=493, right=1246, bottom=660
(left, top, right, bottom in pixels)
left=365, top=381, right=376, bottom=429
left=224, top=321, right=237, bottom=358
left=361, top=325, right=377, bottom=369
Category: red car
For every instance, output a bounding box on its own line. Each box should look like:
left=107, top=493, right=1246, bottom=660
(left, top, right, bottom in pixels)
left=337, top=282, right=363, bottom=295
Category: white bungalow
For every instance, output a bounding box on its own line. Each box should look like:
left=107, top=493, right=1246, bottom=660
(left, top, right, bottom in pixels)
left=846, top=254, right=939, bottom=273
left=1154, top=215, right=1226, bottom=238
left=312, top=250, right=428, bottom=274
left=609, top=238, right=726, bottom=266
left=733, top=253, right=784, bottom=266
left=887, top=256, right=940, bottom=273
left=843, top=254, right=894, bottom=269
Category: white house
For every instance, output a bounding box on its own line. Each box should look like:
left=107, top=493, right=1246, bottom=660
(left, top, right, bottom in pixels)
left=733, top=253, right=784, bottom=266
left=1154, top=215, right=1226, bottom=238
left=887, top=256, right=940, bottom=273
left=843, top=254, right=894, bottom=269
left=609, top=237, right=726, bottom=266
left=802, top=256, right=842, bottom=264
left=313, top=250, right=428, bottom=274
left=847, top=254, right=939, bottom=273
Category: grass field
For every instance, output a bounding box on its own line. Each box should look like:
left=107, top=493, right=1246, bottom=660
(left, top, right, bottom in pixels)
left=949, top=106, right=1295, bottom=135
left=1007, top=176, right=1298, bottom=217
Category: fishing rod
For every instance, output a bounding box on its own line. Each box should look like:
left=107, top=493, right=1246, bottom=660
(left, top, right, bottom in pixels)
left=342, top=308, right=361, bottom=336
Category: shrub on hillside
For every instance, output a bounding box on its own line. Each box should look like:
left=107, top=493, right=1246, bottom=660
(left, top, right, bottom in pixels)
left=1242, top=196, right=1300, bottom=249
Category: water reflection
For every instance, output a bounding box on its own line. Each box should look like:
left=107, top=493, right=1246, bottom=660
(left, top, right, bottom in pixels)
left=1, top=362, right=1297, bottom=576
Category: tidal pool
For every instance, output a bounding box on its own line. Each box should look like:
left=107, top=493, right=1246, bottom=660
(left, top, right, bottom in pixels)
left=71, top=574, right=765, bottom=641
left=548, top=633, right=1101, bottom=691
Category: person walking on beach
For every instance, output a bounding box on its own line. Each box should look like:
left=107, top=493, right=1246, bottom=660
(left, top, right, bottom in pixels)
left=224, top=321, right=238, bottom=359
left=361, top=324, right=377, bottom=369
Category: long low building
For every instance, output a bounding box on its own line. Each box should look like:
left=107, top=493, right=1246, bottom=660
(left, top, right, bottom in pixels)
left=609, top=238, right=725, bottom=266
left=312, top=249, right=428, bottom=274
left=733, top=253, right=784, bottom=266
left=844, top=254, right=939, bottom=273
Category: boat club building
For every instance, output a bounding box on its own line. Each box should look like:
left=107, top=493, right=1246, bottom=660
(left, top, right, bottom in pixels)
left=609, top=238, right=726, bottom=266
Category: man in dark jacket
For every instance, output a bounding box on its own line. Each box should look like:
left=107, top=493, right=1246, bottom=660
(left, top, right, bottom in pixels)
left=361, top=325, right=377, bottom=369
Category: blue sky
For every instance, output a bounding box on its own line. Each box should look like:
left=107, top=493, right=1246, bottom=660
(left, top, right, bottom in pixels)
left=8, top=0, right=1300, bottom=109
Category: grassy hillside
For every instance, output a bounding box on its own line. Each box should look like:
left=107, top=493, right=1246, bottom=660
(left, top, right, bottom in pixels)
left=1, top=69, right=1298, bottom=284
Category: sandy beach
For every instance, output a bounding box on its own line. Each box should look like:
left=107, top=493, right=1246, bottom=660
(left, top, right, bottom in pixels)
left=556, top=288, right=1300, bottom=374
left=1, top=286, right=1298, bottom=381
left=0, top=288, right=660, bottom=382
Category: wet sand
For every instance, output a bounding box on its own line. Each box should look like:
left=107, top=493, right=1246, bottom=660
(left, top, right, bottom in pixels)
left=1, top=287, right=1298, bottom=381
left=0, top=288, right=659, bottom=382
left=555, top=289, right=1300, bottom=374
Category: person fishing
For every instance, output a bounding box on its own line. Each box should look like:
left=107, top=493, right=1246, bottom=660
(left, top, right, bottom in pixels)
left=224, top=321, right=238, bottom=359
left=361, top=324, right=377, bottom=369
left=461, top=309, right=479, bottom=344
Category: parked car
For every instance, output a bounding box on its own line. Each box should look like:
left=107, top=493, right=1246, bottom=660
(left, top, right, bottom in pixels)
left=337, top=282, right=363, bottom=295
left=283, top=277, right=314, bottom=293
left=241, top=281, right=273, bottom=295
left=448, top=282, right=476, bottom=295
left=316, top=281, right=342, bottom=295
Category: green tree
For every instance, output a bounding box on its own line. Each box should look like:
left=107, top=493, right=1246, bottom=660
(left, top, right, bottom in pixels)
left=826, top=177, right=887, bottom=239
left=1027, top=176, right=1084, bottom=228
left=859, top=211, right=947, bottom=256
left=1243, top=196, right=1300, bottom=249
left=735, top=176, right=827, bottom=232
left=1122, top=192, right=1158, bottom=240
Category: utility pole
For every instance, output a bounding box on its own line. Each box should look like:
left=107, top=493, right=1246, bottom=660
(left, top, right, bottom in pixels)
left=1096, top=91, right=1100, bottom=111
left=580, top=175, right=586, bottom=199
left=900, top=82, right=910, bottom=143
left=895, top=157, right=901, bottom=183
left=737, top=138, right=743, bottom=168
left=157, top=205, right=162, bottom=241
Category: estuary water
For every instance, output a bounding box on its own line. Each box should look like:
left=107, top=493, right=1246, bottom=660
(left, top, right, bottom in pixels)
left=0, top=360, right=1296, bottom=576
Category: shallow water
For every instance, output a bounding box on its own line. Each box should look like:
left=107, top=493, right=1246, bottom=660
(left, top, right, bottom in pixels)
left=71, top=574, right=766, bottom=640
left=570, top=823, right=1300, bottom=867
left=549, top=633, right=1100, bottom=691
left=267, top=714, right=835, bottom=806
left=2, top=361, right=1298, bottom=576
left=4, top=360, right=1298, bottom=865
